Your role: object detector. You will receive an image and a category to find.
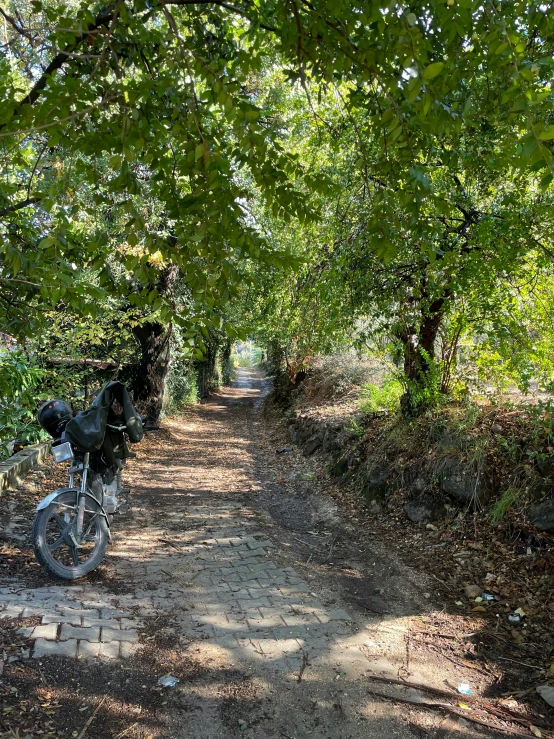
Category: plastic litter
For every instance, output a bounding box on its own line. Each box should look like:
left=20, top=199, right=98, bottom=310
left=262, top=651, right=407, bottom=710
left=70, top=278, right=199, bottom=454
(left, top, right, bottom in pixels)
left=508, top=613, right=521, bottom=624
left=158, top=675, right=180, bottom=688
left=537, top=685, right=554, bottom=708
left=481, top=593, right=495, bottom=601
left=457, top=682, right=472, bottom=695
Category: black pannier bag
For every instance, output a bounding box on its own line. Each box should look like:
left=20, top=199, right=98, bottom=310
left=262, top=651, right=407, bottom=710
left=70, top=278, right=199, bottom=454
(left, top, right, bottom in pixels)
left=64, top=381, right=143, bottom=466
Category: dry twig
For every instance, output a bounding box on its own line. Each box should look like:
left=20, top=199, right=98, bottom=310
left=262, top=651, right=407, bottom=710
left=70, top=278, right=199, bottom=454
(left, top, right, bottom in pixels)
left=76, top=696, right=107, bottom=739
left=297, top=651, right=309, bottom=682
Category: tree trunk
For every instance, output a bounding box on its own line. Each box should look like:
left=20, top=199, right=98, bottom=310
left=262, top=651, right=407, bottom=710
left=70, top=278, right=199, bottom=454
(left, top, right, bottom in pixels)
left=130, top=265, right=178, bottom=424
left=194, top=331, right=220, bottom=398
left=399, top=297, right=446, bottom=417
left=221, top=339, right=233, bottom=385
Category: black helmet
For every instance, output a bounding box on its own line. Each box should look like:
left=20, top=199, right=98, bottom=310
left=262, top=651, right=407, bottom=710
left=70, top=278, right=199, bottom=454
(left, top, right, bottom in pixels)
left=37, top=399, right=73, bottom=439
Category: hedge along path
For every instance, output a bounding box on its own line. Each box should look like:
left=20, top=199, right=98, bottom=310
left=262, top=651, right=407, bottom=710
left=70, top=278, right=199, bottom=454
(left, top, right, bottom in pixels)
left=1, top=368, right=499, bottom=738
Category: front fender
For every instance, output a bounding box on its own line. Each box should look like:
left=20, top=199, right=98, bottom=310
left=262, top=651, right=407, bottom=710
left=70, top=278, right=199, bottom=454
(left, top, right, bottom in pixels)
left=36, top=487, right=79, bottom=511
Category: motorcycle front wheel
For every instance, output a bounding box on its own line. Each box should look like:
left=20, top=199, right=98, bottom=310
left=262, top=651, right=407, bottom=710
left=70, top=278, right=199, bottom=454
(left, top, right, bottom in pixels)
left=32, top=491, right=109, bottom=580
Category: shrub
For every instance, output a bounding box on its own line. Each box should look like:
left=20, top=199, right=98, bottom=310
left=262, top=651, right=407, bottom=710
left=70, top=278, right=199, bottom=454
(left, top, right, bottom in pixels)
left=359, top=378, right=403, bottom=413
left=164, top=355, right=198, bottom=414
left=303, top=353, right=387, bottom=401
left=0, top=350, right=47, bottom=459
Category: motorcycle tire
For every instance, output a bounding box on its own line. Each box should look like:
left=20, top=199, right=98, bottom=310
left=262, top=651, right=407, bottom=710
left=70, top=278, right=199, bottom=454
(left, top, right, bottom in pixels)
left=32, top=490, right=109, bottom=580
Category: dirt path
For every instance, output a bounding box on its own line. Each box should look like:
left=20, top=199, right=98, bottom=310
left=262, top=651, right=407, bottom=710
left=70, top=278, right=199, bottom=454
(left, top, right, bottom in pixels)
left=1, top=370, right=505, bottom=738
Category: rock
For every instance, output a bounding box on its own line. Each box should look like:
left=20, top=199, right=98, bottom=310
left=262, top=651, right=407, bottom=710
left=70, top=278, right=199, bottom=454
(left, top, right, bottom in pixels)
left=328, top=457, right=349, bottom=478
left=464, top=584, right=482, bottom=599
left=439, top=457, right=492, bottom=507
left=360, top=460, right=391, bottom=502
left=412, top=477, right=426, bottom=493
left=528, top=500, right=554, bottom=531
left=404, top=498, right=440, bottom=523
left=303, top=435, right=322, bottom=456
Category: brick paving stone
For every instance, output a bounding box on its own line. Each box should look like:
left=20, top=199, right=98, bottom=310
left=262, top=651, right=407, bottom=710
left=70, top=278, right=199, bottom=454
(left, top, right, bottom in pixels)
left=246, top=540, right=272, bottom=550
left=99, top=641, right=120, bottom=659
left=33, top=638, right=77, bottom=659
left=22, top=606, right=50, bottom=618
left=32, top=623, right=58, bottom=640
left=244, top=596, right=273, bottom=608
left=120, top=642, right=139, bottom=659
left=280, top=613, right=323, bottom=627
left=247, top=614, right=285, bottom=629
left=326, top=608, right=353, bottom=622
left=101, top=626, right=138, bottom=642
left=59, top=607, right=100, bottom=619
left=0, top=604, right=23, bottom=618
left=119, top=618, right=140, bottom=630
left=100, top=608, right=128, bottom=618
left=81, top=616, right=109, bottom=628
left=42, top=613, right=79, bottom=625
left=0, top=592, right=28, bottom=603
left=60, top=624, right=100, bottom=642
left=78, top=641, right=101, bottom=658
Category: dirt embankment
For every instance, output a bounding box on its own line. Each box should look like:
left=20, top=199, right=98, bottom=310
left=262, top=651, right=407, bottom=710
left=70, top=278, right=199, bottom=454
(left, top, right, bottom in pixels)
left=266, top=385, right=554, bottom=720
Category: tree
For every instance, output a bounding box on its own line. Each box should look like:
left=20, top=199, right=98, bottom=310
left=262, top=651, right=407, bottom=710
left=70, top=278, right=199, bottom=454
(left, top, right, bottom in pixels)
left=2, top=0, right=554, bottom=417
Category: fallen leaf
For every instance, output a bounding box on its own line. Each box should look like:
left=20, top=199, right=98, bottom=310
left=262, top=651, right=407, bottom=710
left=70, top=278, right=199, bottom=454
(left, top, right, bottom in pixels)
left=530, top=726, right=542, bottom=738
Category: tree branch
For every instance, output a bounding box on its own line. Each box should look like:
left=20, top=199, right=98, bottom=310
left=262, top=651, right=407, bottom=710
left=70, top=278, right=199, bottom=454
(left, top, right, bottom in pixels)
left=16, top=5, right=116, bottom=110
left=0, top=197, right=40, bottom=218
left=0, top=6, right=36, bottom=45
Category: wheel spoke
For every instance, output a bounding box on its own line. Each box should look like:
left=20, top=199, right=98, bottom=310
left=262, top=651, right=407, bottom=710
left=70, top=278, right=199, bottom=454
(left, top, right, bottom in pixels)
left=52, top=513, right=66, bottom=530
left=71, top=547, right=79, bottom=567
left=48, top=537, right=65, bottom=553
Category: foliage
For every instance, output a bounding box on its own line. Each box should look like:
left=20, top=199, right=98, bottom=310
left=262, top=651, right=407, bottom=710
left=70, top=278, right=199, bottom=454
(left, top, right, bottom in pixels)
left=0, top=351, right=47, bottom=458
left=2, top=0, right=554, bottom=421
left=359, top=379, right=403, bottom=414
left=221, top=353, right=235, bottom=385
left=346, top=419, right=365, bottom=438
left=164, top=356, right=198, bottom=415
left=490, top=483, right=527, bottom=525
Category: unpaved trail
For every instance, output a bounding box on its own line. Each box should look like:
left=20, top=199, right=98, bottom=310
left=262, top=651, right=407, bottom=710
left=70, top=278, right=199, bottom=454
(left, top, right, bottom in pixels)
left=0, top=369, right=500, bottom=738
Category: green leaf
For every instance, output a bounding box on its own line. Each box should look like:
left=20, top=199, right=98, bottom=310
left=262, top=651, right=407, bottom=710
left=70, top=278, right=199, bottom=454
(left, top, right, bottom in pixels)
left=540, top=172, right=553, bottom=190
left=539, top=126, right=554, bottom=141
left=422, top=62, right=444, bottom=79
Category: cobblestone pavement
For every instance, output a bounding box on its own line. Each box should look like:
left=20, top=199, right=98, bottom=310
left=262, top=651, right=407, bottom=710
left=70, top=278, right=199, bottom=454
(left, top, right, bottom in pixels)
left=0, top=370, right=485, bottom=738
left=1, top=585, right=142, bottom=659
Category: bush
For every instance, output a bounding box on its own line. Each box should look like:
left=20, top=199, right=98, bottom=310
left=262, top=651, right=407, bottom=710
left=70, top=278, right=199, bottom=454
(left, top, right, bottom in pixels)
left=164, top=355, right=198, bottom=414
left=303, top=353, right=387, bottom=401
left=221, top=354, right=235, bottom=385
left=359, top=378, right=403, bottom=413
left=0, top=350, right=47, bottom=459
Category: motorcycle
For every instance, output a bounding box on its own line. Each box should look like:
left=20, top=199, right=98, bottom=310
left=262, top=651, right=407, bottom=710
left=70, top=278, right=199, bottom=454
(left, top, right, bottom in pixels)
left=32, top=382, right=150, bottom=580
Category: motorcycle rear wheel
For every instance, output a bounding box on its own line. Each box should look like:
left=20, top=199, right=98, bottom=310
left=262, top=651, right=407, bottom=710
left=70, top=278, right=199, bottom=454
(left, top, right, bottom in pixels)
left=32, top=491, right=109, bottom=580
